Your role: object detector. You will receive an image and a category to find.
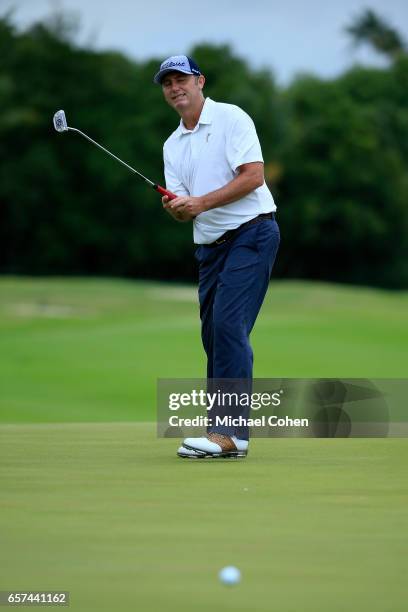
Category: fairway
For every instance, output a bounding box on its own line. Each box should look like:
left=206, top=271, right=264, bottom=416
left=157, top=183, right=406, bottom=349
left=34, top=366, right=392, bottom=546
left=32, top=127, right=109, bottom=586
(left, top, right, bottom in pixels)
left=0, top=278, right=407, bottom=611
left=0, top=277, right=407, bottom=423
left=0, top=423, right=406, bottom=611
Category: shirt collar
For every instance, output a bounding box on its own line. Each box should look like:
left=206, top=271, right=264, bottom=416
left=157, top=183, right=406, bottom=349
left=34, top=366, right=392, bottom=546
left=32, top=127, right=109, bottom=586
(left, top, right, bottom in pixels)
left=177, top=97, right=214, bottom=136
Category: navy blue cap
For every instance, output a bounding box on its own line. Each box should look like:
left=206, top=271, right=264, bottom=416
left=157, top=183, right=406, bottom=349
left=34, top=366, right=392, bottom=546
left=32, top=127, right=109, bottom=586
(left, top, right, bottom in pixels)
left=154, top=55, right=201, bottom=84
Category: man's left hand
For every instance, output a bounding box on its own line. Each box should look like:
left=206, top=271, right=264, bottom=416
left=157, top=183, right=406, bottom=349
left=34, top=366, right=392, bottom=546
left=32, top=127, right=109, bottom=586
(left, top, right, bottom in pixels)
left=167, top=196, right=206, bottom=218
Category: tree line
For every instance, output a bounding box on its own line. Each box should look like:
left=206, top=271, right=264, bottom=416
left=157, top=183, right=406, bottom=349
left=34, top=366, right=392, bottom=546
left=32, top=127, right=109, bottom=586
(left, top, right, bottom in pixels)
left=0, top=10, right=407, bottom=287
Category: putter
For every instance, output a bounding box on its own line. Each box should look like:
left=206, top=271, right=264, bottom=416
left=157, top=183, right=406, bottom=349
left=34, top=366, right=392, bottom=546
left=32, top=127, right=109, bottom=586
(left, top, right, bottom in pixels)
left=53, top=110, right=177, bottom=201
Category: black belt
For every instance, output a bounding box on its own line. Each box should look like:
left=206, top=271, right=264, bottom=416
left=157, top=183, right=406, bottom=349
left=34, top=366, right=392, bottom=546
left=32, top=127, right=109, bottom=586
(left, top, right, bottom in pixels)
left=207, top=212, right=275, bottom=247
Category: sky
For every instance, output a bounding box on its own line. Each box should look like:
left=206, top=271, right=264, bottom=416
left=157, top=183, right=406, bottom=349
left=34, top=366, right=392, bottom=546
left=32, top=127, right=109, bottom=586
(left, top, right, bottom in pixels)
left=3, top=0, right=408, bottom=84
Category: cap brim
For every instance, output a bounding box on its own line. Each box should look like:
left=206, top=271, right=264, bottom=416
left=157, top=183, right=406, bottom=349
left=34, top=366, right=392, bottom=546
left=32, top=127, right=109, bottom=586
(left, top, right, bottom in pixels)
left=153, top=67, right=194, bottom=84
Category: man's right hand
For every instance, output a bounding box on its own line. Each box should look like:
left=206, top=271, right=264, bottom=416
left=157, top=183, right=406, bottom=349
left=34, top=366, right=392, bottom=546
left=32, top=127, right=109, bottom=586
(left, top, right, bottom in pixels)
left=162, top=196, right=194, bottom=222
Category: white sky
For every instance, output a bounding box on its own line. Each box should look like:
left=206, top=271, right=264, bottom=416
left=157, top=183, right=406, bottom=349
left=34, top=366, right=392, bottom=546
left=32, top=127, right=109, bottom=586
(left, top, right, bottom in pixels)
left=3, top=0, right=408, bottom=84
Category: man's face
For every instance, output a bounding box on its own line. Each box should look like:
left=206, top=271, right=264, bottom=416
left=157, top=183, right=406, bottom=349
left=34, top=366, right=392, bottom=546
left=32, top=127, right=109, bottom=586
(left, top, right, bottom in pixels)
left=161, top=72, right=204, bottom=113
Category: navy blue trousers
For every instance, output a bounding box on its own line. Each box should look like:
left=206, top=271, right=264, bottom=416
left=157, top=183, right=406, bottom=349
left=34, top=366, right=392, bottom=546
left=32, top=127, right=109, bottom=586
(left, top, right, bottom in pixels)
left=195, top=217, right=280, bottom=440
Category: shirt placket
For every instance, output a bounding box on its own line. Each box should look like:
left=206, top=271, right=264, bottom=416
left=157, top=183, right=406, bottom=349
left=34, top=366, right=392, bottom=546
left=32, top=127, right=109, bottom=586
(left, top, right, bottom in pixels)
left=190, top=127, right=208, bottom=193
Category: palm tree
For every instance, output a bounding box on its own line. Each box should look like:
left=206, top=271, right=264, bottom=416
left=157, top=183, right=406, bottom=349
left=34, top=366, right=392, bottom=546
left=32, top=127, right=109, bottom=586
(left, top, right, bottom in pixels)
left=346, top=9, right=407, bottom=60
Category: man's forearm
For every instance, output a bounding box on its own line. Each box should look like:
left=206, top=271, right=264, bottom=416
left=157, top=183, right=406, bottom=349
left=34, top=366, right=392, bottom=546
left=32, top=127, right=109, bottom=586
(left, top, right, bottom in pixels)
left=164, top=163, right=265, bottom=219
left=201, top=167, right=264, bottom=212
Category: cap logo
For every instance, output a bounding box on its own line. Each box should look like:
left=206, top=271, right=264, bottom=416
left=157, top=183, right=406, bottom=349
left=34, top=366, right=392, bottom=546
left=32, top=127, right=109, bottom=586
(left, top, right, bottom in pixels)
left=162, top=60, right=187, bottom=69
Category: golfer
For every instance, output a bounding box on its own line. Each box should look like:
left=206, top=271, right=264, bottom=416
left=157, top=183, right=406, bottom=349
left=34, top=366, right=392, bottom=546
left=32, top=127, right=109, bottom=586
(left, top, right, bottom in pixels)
left=154, top=55, right=280, bottom=458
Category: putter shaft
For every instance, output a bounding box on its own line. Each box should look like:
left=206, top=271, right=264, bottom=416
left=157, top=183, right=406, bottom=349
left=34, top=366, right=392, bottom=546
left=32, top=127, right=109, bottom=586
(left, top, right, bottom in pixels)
left=68, top=127, right=155, bottom=186
left=53, top=110, right=176, bottom=200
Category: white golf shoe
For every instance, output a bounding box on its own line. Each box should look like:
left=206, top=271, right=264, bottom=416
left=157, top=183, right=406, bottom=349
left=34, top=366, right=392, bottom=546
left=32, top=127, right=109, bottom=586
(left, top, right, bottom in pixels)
left=177, top=446, right=205, bottom=459
left=177, top=433, right=248, bottom=459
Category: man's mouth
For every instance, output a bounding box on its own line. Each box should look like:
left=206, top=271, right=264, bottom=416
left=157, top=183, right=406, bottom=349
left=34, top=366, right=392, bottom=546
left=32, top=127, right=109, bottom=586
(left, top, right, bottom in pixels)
left=172, top=94, right=186, bottom=101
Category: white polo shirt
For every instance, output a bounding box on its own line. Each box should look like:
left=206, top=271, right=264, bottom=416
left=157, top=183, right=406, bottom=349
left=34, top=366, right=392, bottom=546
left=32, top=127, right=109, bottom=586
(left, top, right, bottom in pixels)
left=163, top=97, right=276, bottom=244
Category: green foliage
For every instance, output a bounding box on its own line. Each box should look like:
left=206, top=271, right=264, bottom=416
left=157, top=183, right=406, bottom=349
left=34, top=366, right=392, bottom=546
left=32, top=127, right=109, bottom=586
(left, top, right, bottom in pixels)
left=0, top=13, right=407, bottom=287
left=278, top=62, right=408, bottom=287
left=346, top=8, right=407, bottom=59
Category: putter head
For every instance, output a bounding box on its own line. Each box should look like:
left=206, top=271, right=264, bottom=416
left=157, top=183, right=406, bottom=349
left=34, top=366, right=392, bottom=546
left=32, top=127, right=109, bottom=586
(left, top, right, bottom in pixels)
left=53, top=110, right=68, bottom=132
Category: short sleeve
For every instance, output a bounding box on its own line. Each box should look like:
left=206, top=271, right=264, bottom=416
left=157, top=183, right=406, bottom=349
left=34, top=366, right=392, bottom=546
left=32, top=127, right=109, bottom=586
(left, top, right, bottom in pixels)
left=226, top=110, right=264, bottom=172
left=163, top=145, right=189, bottom=196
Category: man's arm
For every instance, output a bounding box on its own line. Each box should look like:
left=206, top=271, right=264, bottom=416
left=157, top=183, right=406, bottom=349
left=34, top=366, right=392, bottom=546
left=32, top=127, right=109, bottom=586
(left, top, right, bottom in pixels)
left=163, top=145, right=192, bottom=222
left=163, top=161, right=264, bottom=219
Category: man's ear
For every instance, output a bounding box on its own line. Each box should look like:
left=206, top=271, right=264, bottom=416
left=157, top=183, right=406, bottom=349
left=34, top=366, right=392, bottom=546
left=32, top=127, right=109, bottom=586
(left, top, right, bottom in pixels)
left=198, top=74, right=206, bottom=90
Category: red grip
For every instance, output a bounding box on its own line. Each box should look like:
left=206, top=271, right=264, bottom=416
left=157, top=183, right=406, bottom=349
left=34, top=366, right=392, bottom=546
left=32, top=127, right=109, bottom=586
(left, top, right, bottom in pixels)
left=155, top=184, right=177, bottom=201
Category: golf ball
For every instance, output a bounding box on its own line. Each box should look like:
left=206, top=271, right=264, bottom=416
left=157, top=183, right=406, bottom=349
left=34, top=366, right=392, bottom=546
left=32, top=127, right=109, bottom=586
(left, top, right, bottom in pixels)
left=218, top=566, right=241, bottom=585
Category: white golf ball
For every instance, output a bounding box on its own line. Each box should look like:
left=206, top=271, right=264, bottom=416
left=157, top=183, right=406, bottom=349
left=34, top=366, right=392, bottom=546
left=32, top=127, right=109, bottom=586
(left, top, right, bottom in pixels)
left=218, top=566, right=241, bottom=585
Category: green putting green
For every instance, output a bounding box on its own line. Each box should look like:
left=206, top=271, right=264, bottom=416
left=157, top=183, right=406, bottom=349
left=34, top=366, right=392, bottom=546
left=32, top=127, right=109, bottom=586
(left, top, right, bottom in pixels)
left=0, top=278, right=407, bottom=611
left=0, top=423, right=406, bottom=612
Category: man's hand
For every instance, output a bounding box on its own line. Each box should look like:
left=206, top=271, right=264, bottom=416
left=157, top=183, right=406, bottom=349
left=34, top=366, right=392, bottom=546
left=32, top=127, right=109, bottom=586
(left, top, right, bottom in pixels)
left=166, top=195, right=206, bottom=218
left=162, top=195, right=205, bottom=222
left=162, top=196, right=193, bottom=222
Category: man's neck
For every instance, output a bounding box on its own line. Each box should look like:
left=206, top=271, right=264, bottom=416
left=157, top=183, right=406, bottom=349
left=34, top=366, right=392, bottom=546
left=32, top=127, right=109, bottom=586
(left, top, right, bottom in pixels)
left=180, top=97, right=205, bottom=131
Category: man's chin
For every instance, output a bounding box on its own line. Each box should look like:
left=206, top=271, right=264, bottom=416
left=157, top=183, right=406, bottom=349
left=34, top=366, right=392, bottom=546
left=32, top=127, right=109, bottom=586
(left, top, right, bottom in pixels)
left=173, top=98, right=188, bottom=109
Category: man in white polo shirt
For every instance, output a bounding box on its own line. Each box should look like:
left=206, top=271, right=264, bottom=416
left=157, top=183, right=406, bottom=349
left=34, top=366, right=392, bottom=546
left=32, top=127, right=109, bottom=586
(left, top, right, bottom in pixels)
left=154, top=55, right=280, bottom=459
